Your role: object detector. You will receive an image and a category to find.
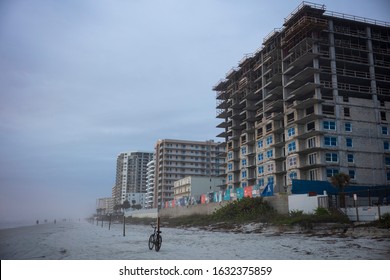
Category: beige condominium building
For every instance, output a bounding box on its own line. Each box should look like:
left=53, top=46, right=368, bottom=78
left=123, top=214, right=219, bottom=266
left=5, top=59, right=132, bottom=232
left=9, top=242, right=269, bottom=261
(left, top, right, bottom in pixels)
left=153, top=139, right=225, bottom=209
left=213, top=2, right=390, bottom=194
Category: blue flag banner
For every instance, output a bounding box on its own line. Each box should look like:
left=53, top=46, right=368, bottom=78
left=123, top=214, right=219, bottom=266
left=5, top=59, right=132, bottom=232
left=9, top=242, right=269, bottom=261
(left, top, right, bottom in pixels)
left=261, top=182, right=274, bottom=197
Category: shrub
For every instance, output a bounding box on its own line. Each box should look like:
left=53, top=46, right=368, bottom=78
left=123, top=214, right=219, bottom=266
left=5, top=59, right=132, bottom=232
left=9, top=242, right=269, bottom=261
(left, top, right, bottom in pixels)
left=212, top=197, right=275, bottom=222
left=314, top=207, right=330, bottom=216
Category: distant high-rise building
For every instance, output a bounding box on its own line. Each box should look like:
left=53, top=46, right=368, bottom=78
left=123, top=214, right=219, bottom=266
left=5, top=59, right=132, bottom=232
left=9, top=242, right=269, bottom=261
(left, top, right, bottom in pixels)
left=153, top=139, right=225, bottom=209
left=145, top=158, right=155, bottom=209
left=213, top=2, right=390, bottom=193
left=113, top=151, right=154, bottom=205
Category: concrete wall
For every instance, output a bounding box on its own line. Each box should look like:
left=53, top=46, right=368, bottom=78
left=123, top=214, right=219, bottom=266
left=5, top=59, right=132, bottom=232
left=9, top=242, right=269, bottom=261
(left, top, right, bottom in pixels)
left=159, top=195, right=289, bottom=218
left=288, top=194, right=328, bottom=214
left=124, top=208, right=158, bottom=218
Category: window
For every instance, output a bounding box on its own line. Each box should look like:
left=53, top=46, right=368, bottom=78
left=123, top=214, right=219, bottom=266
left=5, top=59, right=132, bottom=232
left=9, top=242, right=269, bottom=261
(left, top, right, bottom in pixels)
left=266, top=123, right=272, bottom=132
left=346, top=138, right=353, bottom=147
left=257, top=140, right=263, bottom=148
left=242, top=158, right=247, bottom=167
left=309, top=169, right=318, bottom=180
left=307, top=121, right=315, bottom=131
left=266, top=136, right=273, bottom=145
left=242, top=182, right=247, bottom=188
left=241, top=146, right=247, bottom=155
left=343, top=96, right=349, bottom=102
left=323, top=120, right=336, bottom=130
left=324, top=136, right=337, bottom=146
left=228, top=174, right=233, bottom=182
left=258, top=178, right=265, bottom=186
left=287, top=112, right=295, bottom=123
left=347, top=154, right=354, bottom=163
left=288, top=127, right=295, bottom=137
left=323, top=105, right=335, bottom=115
left=267, top=163, right=274, bottom=172
left=288, top=141, right=296, bottom=152
left=258, top=153, right=264, bottom=162
left=228, top=152, right=233, bottom=160
left=325, top=153, right=338, bottom=162
left=242, top=170, right=247, bottom=178
left=381, top=111, right=387, bottom=121
left=266, top=149, right=273, bottom=158
left=306, top=106, right=314, bottom=115
left=349, top=170, right=355, bottom=179
left=384, top=142, right=390, bottom=151
left=382, top=126, right=389, bottom=135
left=344, top=107, right=350, bottom=117
left=307, top=137, right=316, bottom=148
left=289, top=171, right=297, bottom=180
left=345, top=123, right=352, bottom=132
left=228, top=163, right=233, bottom=171
left=326, top=168, right=339, bottom=177
left=308, top=153, right=317, bottom=165
left=386, top=157, right=390, bottom=166
left=257, top=127, right=263, bottom=137
left=258, top=166, right=264, bottom=175
left=268, top=176, right=274, bottom=185
left=288, top=156, right=297, bottom=167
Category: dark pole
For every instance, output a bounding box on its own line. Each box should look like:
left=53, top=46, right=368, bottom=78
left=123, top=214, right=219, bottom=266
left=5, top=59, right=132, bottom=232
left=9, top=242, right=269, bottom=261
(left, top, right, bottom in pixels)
left=109, top=215, right=112, bottom=230
left=123, top=214, right=126, bottom=237
left=354, top=194, right=359, bottom=222
left=368, top=189, right=371, bottom=206
left=101, top=216, right=103, bottom=227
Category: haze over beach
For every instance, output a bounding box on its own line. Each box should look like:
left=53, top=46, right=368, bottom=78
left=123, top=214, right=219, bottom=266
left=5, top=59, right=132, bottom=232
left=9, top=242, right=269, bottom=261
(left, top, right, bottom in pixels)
left=1, top=0, right=389, bottom=224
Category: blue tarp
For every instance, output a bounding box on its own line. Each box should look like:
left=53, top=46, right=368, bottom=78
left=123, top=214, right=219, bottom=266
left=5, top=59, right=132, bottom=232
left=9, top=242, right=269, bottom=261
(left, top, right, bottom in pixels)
left=291, top=179, right=390, bottom=197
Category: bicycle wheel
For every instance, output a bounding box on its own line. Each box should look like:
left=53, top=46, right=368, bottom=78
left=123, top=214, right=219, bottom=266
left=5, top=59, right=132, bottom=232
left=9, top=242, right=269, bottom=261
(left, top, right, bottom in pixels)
left=154, top=235, right=162, bottom=252
left=148, top=234, right=155, bottom=250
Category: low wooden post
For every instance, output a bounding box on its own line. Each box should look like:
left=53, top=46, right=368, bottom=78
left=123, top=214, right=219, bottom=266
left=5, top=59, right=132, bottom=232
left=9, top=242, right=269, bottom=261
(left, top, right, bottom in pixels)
left=123, top=215, right=126, bottom=237
left=157, top=216, right=160, bottom=233
left=377, top=203, right=381, bottom=220
left=109, top=215, right=112, bottom=230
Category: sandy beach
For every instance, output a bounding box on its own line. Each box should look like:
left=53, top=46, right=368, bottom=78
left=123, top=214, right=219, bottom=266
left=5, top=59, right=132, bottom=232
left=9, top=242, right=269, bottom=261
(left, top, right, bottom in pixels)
left=1, top=220, right=389, bottom=260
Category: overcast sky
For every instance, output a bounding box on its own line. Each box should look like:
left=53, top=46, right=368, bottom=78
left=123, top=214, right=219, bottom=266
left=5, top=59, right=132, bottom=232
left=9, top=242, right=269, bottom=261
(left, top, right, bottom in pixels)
left=0, top=0, right=389, bottom=223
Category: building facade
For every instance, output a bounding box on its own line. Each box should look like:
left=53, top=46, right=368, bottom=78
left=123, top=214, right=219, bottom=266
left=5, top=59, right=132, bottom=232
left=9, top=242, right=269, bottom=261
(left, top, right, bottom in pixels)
left=173, top=176, right=225, bottom=201
left=96, top=197, right=113, bottom=215
left=145, top=158, right=155, bottom=209
left=113, top=151, right=154, bottom=205
left=213, top=2, right=390, bottom=194
left=153, top=139, right=225, bottom=209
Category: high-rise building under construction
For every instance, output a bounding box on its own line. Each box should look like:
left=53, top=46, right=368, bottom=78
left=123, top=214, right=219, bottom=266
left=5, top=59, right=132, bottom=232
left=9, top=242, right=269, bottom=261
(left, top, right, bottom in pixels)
left=213, top=2, right=390, bottom=193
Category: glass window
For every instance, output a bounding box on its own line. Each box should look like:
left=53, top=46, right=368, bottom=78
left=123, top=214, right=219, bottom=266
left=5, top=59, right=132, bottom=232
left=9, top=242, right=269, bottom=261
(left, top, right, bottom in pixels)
left=345, top=123, right=352, bottom=132
left=325, top=153, right=338, bottom=162
left=386, top=157, right=390, bottom=166
left=258, top=178, right=264, bottom=186
left=241, top=146, right=247, bottom=155
left=382, top=126, right=389, bottom=135
left=266, top=149, right=273, bottom=158
left=324, top=136, right=337, bottom=146
left=266, top=136, right=273, bottom=145
left=346, top=138, right=353, bottom=147
left=288, top=156, right=297, bottom=167
left=326, top=168, right=339, bottom=177
left=242, top=170, right=247, bottom=178
left=323, top=120, right=336, bottom=130
left=289, top=171, right=297, bottom=180
left=258, top=166, right=264, bottom=174
left=258, top=153, right=264, bottom=162
left=387, top=172, right=390, bottom=181
left=228, top=163, right=233, bottom=171
left=267, top=163, right=274, bottom=172
left=228, top=152, right=233, bottom=160
left=349, top=170, right=355, bottom=179
left=257, top=140, right=263, bottom=148
left=307, top=137, right=316, bottom=148
left=288, top=127, right=295, bottom=137
left=228, top=174, right=233, bottom=182
left=242, top=159, right=247, bottom=167
left=384, top=142, right=390, bottom=151
left=347, top=154, right=354, bottom=163
left=288, top=141, right=296, bottom=152
left=308, top=153, right=317, bottom=165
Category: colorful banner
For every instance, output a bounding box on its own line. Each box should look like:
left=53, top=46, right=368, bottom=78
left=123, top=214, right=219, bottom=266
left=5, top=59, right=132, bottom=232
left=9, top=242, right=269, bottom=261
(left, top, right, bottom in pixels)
left=244, top=186, right=253, bottom=198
